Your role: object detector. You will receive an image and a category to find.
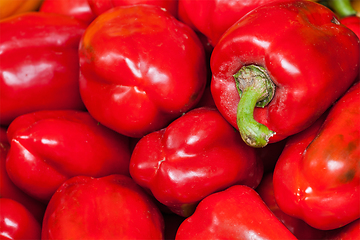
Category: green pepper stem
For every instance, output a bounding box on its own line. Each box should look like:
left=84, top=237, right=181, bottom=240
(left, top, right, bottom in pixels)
left=328, top=0, right=357, bottom=18
left=234, top=65, right=275, bottom=148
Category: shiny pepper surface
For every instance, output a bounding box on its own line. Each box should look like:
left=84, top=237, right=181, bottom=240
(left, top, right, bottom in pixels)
left=210, top=0, right=359, bottom=147
left=130, top=107, right=263, bottom=217
left=5, top=110, right=131, bottom=202
left=0, top=198, right=41, bottom=240
left=273, top=82, right=360, bottom=230
left=79, top=4, right=207, bottom=138
left=41, top=175, right=165, bottom=239
left=176, top=185, right=297, bottom=239
left=0, top=12, right=87, bottom=126
left=178, top=0, right=289, bottom=46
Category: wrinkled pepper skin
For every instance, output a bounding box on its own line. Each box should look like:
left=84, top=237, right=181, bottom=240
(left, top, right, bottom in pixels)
left=178, top=0, right=288, bottom=46
left=0, top=198, right=41, bottom=240
left=210, top=0, right=359, bottom=148
left=5, top=110, right=131, bottom=202
left=0, top=127, right=46, bottom=223
left=130, top=107, right=263, bottom=217
left=175, top=185, right=297, bottom=240
left=87, top=0, right=178, bottom=17
left=273, top=82, right=360, bottom=230
left=256, top=173, right=326, bottom=239
left=79, top=5, right=207, bottom=138
left=41, top=175, right=164, bottom=239
left=0, top=12, right=87, bottom=126
left=40, top=0, right=96, bottom=25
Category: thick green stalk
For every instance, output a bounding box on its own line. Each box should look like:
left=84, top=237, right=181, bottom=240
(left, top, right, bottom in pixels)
left=234, top=65, right=275, bottom=148
left=328, top=0, right=357, bottom=18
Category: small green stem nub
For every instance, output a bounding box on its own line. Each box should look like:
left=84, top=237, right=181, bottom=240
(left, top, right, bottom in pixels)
left=234, top=65, right=276, bottom=148
left=328, top=0, right=357, bottom=18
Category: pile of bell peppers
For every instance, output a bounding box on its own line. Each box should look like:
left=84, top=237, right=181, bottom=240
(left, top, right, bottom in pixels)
left=0, top=0, right=359, bottom=239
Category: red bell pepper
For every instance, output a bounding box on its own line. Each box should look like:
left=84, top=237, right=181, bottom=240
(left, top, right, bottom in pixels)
left=273, top=82, right=360, bottom=230
left=210, top=0, right=360, bottom=147
left=341, top=15, right=360, bottom=38
left=5, top=110, right=131, bottom=202
left=176, top=185, right=297, bottom=239
left=129, top=107, right=263, bottom=217
left=327, top=0, right=360, bottom=39
left=0, top=12, right=87, bottom=126
left=87, top=0, right=178, bottom=17
left=40, top=0, right=96, bottom=25
left=0, top=127, right=46, bottom=223
left=41, top=174, right=164, bottom=239
left=178, top=0, right=288, bottom=46
left=324, top=219, right=360, bottom=240
left=256, top=173, right=327, bottom=239
left=79, top=5, right=207, bottom=138
left=0, top=198, right=41, bottom=240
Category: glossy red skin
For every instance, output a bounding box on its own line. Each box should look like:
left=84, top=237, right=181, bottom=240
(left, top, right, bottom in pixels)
left=256, top=173, right=326, bottom=239
left=341, top=15, right=360, bottom=38
left=0, top=12, right=87, bottom=126
left=324, top=219, right=360, bottom=240
left=178, top=0, right=289, bottom=46
left=5, top=110, right=131, bottom=202
left=87, top=0, right=178, bottom=17
left=0, top=128, right=46, bottom=223
left=129, top=107, right=263, bottom=217
left=176, top=185, right=297, bottom=239
left=273, top=82, right=360, bottom=230
left=0, top=198, right=41, bottom=240
left=79, top=5, right=207, bottom=138
left=40, top=0, right=96, bottom=25
left=211, top=0, right=360, bottom=143
left=41, top=175, right=164, bottom=239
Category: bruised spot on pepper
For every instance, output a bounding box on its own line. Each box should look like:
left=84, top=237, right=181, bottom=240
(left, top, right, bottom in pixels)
left=339, top=169, right=356, bottom=183
left=347, top=141, right=357, bottom=153
left=81, top=44, right=96, bottom=63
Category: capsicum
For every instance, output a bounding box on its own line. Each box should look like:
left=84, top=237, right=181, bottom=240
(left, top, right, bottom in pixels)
left=210, top=0, right=359, bottom=147
left=273, top=82, right=360, bottom=230
left=87, top=0, right=178, bottom=17
left=5, top=110, right=131, bottom=202
left=40, top=0, right=96, bottom=25
left=41, top=175, right=164, bottom=239
left=175, top=185, right=297, bottom=239
left=0, top=12, right=87, bottom=126
left=341, top=15, right=360, bottom=38
left=129, top=107, right=263, bottom=217
left=324, top=219, right=360, bottom=239
left=0, top=198, right=41, bottom=240
left=178, top=0, right=290, bottom=46
left=0, top=127, right=46, bottom=223
left=256, top=173, right=326, bottom=239
left=79, top=4, right=207, bottom=138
